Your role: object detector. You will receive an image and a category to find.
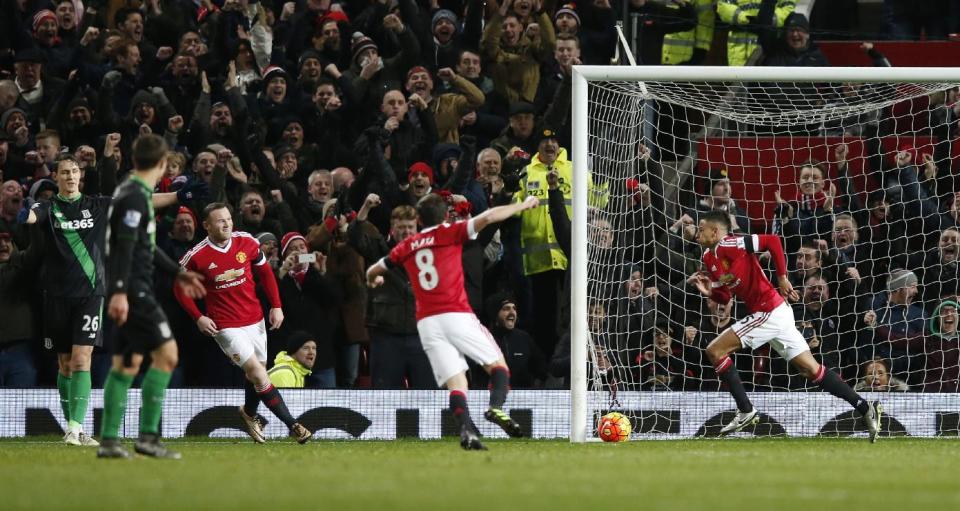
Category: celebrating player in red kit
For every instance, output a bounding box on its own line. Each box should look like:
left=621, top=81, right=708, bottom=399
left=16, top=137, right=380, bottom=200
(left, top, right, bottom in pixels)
left=175, top=202, right=311, bottom=444
left=688, top=211, right=882, bottom=441
left=366, top=194, right=540, bottom=450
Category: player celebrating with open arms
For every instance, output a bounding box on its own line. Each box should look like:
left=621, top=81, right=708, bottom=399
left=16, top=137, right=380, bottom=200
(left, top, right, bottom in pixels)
left=174, top=203, right=312, bottom=444
left=99, top=135, right=207, bottom=458
left=687, top=211, right=883, bottom=441
left=22, top=133, right=190, bottom=447
left=366, top=194, right=541, bottom=450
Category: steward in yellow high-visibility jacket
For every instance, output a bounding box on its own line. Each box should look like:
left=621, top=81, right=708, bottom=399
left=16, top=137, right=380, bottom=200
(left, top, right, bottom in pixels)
left=513, top=131, right=608, bottom=276
left=268, top=332, right=316, bottom=388
left=718, top=0, right=795, bottom=66
left=662, top=0, right=716, bottom=65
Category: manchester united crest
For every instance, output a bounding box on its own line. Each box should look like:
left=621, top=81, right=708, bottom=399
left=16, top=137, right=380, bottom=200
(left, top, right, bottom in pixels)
left=236, top=251, right=247, bottom=263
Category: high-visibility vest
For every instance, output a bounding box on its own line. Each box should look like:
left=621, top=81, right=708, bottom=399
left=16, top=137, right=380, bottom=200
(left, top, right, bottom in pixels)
left=663, top=0, right=716, bottom=65
left=717, top=0, right=795, bottom=66
left=514, top=148, right=608, bottom=276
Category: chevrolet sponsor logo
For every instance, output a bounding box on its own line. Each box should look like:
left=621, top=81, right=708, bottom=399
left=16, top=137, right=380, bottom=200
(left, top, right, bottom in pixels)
left=214, top=268, right=245, bottom=282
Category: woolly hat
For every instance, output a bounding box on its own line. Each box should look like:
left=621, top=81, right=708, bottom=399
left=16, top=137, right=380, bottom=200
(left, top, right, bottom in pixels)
left=298, top=49, right=323, bottom=70
left=281, top=231, right=306, bottom=255
left=554, top=3, right=581, bottom=25
left=175, top=206, right=198, bottom=227
left=0, top=108, right=28, bottom=128
left=130, top=89, right=159, bottom=111
left=285, top=330, right=316, bottom=354
left=408, top=161, right=434, bottom=184
left=262, top=65, right=288, bottom=82
left=432, top=9, right=458, bottom=29
left=273, top=144, right=297, bottom=160
left=887, top=269, right=918, bottom=292
left=406, top=65, right=430, bottom=81
left=255, top=231, right=278, bottom=246
left=32, top=10, right=57, bottom=33
left=351, top=32, right=378, bottom=65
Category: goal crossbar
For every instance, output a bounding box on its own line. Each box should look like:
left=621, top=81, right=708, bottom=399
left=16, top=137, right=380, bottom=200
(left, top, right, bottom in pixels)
left=569, top=65, right=960, bottom=442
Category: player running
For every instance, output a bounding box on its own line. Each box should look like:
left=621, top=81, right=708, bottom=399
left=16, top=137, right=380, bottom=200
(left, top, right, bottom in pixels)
left=99, top=135, right=206, bottom=458
left=687, top=211, right=882, bottom=441
left=174, top=203, right=311, bottom=444
left=366, top=194, right=540, bottom=450
left=24, top=136, right=184, bottom=447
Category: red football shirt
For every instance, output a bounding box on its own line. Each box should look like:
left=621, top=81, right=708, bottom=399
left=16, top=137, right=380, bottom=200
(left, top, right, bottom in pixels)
left=702, top=234, right=787, bottom=314
left=385, top=220, right=476, bottom=321
left=179, top=232, right=269, bottom=328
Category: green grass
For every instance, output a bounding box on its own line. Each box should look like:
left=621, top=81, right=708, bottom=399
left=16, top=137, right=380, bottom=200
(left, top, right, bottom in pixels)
left=2, top=437, right=959, bottom=511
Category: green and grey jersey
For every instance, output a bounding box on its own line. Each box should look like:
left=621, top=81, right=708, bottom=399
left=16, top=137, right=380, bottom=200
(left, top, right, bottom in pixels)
left=33, top=194, right=112, bottom=298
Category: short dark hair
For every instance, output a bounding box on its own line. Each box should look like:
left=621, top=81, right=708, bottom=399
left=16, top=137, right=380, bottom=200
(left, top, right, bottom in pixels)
left=114, top=7, right=141, bottom=28
left=416, top=194, right=448, bottom=227
left=700, top=210, right=731, bottom=232
left=202, top=202, right=233, bottom=220
left=54, top=154, right=79, bottom=172
left=132, top=134, right=169, bottom=170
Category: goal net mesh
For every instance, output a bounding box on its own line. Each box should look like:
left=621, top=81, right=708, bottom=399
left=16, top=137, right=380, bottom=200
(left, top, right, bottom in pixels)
left=582, top=77, right=960, bottom=438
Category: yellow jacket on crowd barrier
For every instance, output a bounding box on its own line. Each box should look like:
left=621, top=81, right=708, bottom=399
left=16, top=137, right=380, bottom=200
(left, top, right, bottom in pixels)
left=513, top=148, right=608, bottom=276
left=662, top=0, right=716, bottom=65
left=268, top=352, right=312, bottom=389
left=718, top=0, right=795, bottom=66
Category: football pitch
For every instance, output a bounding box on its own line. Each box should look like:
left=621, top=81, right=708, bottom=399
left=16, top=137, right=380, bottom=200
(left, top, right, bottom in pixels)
left=2, top=437, right=958, bottom=511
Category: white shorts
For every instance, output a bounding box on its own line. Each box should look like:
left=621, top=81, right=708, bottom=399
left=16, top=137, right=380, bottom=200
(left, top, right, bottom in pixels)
left=213, top=320, right=267, bottom=366
left=417, top=312, right=503, bottom=387
left=729, top=302, right=809, bottom=361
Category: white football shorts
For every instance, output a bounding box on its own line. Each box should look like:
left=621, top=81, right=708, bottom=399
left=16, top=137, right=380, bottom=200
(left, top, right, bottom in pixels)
left=729, top=302, right=809, bottom=361
left=417, top=312, right=503, bottom=387
left=213, top=320, right=268, bottom=366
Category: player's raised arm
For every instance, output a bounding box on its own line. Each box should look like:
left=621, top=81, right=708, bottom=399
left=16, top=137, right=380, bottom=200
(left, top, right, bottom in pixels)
left=470, top=196, right=540, bottom=233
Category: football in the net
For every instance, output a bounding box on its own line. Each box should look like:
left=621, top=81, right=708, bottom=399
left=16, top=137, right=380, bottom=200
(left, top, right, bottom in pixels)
left=597, top=412, right=631, bottom=442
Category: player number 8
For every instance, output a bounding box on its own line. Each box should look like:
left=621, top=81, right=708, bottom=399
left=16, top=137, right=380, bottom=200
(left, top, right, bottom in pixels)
left=415, top=249, right=439, bottom=291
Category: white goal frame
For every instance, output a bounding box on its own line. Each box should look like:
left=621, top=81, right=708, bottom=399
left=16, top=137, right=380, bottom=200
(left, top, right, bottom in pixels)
left=569, top=65, right=960, bottom=443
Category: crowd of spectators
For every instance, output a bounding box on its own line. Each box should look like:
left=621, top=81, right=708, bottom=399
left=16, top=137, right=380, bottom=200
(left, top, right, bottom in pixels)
left=0, top=0, right=958, bottom=395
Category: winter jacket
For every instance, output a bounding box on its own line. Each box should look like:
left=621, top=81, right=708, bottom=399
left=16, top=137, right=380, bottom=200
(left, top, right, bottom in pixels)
left=481, top=12, right=555, bottom=104
left=0, top=243, right=39, bottom=345
left=268, top=351, right=312, bottom=388
left=430, top=75, right=485, bottom=143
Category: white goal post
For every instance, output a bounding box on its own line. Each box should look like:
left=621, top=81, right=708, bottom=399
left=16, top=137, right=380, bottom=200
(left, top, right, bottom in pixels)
left=570, top=65, right=960, bottom=443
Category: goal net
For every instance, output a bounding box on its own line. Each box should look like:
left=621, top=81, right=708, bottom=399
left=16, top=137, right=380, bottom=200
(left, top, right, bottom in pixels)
left=570, top=66, right=960, bottom=441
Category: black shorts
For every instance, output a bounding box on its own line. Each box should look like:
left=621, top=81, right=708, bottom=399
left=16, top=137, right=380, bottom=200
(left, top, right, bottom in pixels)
left=115, top=294, right=175, bottom=357
left=44, top=294, right=105, bottom=353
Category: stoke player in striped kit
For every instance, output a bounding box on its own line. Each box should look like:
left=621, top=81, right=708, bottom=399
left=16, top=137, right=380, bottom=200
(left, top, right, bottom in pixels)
left=687, top=211, right=882, bottom=441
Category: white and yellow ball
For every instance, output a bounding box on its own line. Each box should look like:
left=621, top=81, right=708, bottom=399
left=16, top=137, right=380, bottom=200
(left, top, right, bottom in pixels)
left=597, top=412, right=631, bottom=442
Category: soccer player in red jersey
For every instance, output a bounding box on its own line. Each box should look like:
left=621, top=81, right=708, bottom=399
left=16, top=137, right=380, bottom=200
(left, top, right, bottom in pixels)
left=688, top=211, right=882, bottom=441
left=174, top=203, right=311, bottom=444
left=366, top=194, right=540, bottom=450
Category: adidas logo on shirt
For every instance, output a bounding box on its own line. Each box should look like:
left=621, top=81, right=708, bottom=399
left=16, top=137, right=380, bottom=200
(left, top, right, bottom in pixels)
left=208, top=262, right=218, bottom=269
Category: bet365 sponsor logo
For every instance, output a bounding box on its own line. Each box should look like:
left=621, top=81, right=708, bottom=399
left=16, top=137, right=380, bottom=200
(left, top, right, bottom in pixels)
left=54, top=218, right=95, bottom=230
